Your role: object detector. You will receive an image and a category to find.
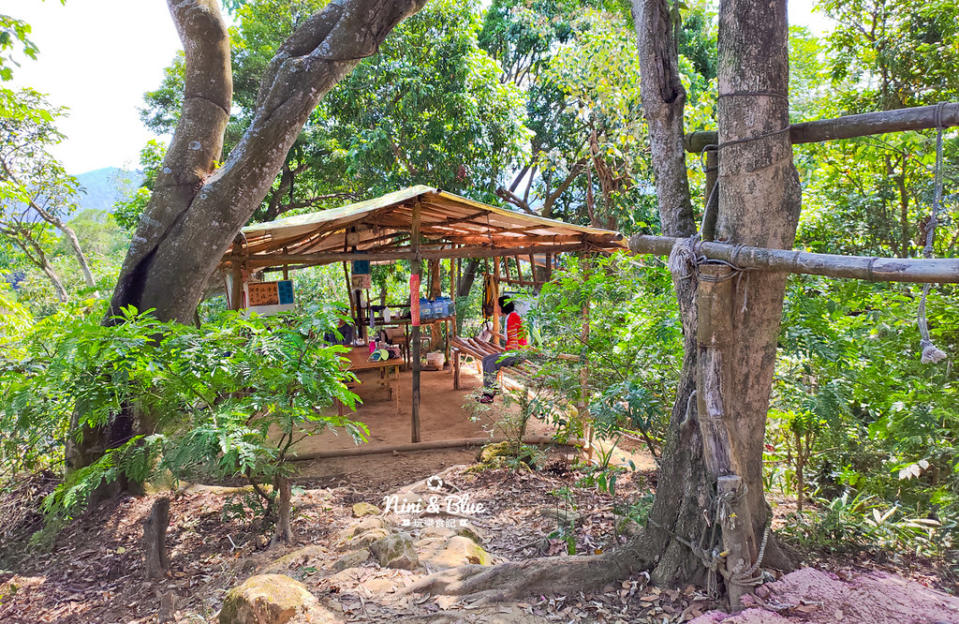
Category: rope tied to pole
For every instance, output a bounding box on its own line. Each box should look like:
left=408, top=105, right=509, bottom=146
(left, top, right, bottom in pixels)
left=647, top=478, right=770, bottom=599
left=667, top=236, right=756, bottom=312
left=917, top=102, right=948, bottom=365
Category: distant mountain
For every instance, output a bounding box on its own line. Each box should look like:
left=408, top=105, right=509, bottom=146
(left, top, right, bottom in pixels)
left=73, top=167, right=143, bottom=214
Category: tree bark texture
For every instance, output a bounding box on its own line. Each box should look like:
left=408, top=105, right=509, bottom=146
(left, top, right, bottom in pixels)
left=143, top=496, right=171, bottom=579
left=270, top=476, right=293, bottom=546
left=713, top=0, right=801, bottom=565
left=109, top=0, right=427, bottom=324
left=630, top=0, right=714, bottom=587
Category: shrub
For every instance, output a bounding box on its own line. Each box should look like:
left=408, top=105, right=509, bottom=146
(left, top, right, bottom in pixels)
left=0, top=303, right=364, bottom=538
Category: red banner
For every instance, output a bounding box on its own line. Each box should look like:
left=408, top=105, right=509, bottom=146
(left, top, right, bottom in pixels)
left=410, top=273, right=421, bottom=326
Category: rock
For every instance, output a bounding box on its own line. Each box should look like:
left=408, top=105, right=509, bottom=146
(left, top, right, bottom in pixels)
left=415, top=535, right=491, bottom=570
left=218, top=574, right=337, bottom=624
left=260, top=545, right=329, bottom=575
left=419, top=523, right=485, bottom=545
left=369, top=532, right=419, bottom=570
left=477, top=441, right=514, bottom=463
left=455, top=523, right=486, bottom=545
left=335, top=517, right=390, bottom=550
left=359, top=576, right=399, bottom=594
left=329, top=548, right=370, bottom=573
left=351, top=502, right=380, bottom=517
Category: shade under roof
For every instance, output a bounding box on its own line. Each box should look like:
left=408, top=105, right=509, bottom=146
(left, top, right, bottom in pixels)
left=224, top=186, right=624, bottom=269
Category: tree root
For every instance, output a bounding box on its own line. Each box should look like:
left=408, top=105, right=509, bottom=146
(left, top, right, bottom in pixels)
left=404, top=540, right=656, bottom=605
left=404, top=525, right=796, bottom=605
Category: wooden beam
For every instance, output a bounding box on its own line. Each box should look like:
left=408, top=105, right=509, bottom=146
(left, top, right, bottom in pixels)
left=685, top=101, right=959, bottom=152
left=233, top=243, right=612, bottom=268
left=628, top=234, right=959, bottom=283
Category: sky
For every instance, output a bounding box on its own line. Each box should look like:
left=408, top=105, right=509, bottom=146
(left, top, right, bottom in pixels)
left=2, top=1, right=834, bottom=176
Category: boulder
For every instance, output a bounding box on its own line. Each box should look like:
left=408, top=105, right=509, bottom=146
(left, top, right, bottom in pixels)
left=219, top=574, right=334, bottom=624
left=369, top=532, right=419, bottom=570
left=419, top=523, right=485, bottom=545
left=351, top=502, right=381, bottom=517
left=335, top=517, right=390, bottom=550
left=260, top=545, right=329, bottom=575
left=477, top=441, right=515, bottom=463
left=329, top=548, right=370, bottom=573
left=415, top=535, right=491, bottom=570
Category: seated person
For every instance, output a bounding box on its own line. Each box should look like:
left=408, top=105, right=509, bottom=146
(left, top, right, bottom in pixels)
left=478, top=295, right=528, bottom=403
left=324, top=306, right=355, bottom=346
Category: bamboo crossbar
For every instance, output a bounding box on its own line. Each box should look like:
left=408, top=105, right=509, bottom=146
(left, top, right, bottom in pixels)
left=685, top=102, right=959, bottom=152
left=228, top=242, right=616, bottom=270
left=629, top=234, right=959, bottom=283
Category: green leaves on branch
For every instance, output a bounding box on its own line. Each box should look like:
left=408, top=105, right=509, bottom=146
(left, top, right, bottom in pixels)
left=0, top=303, right=364, bottom=520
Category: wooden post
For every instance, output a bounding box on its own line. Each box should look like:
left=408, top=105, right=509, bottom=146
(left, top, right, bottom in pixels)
left=450, top=254, right=458, bottom=338
left=492, top=257, right=501, bottom=346
left=696, top=263, right=756, bottom=610
left=230, top=260, right=244, bottom=311
left=282, top=247, right=290, bottom=280
left=579, top=256, right=592, bottom=461
left=410, top=203, right=422, bottom=443
left=342, top=261, right=355, bottom=320
left=429, top=258, right=442, bottom=350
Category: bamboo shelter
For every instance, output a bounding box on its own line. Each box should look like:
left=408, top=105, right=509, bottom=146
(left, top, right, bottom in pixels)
left=219, top=185, right=625, bottom=443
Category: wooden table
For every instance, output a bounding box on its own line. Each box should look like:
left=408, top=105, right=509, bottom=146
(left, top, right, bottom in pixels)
left=340, top=346, right=401, bottom=416
left=373, top=315, right=456, bottom=366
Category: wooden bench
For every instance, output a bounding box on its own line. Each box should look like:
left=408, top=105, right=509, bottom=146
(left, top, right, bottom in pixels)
left=450, top=336, right=539, bottom=391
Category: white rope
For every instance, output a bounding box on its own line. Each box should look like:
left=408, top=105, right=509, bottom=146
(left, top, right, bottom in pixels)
left=918, top=103, right=948, bottom=365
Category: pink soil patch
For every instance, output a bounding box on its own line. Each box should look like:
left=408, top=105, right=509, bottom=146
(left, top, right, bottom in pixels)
left=691, top=567, right=959, bottom=624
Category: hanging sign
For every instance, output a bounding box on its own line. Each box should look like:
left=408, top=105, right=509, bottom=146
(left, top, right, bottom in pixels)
left=351, top=273, right=372, bottom=290
left=246, top=280, right=295, bottom=316
left=410, top=273, right=421, bottom=326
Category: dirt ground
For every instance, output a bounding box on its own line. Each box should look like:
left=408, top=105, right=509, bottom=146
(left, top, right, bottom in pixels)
left=0, top=378, right=953, bottom=624
left=293, top=361, right=556, bottom=454
left=0, top=447, right=956, bottom=624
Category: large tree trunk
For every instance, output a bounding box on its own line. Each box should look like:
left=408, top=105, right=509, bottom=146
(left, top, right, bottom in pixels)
left=629, top=0, right=712, bottom=587
left=109, top=0, right=427, bottom=324
left=68, top=0, right=427, bottom=473
left=407, top=0, right=798, bottom=604
left=711, top=0, right=800, bottom=569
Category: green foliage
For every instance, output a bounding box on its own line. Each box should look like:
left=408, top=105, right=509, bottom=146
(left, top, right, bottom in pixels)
left=0, top=304, right=364, bottom=523
left=527, top=252, right=682, bottom=455
left=547, top=485, right=578, bottom=555
left=782, top=492, right=944, bottom=557
left=767, top=275, right=959, bottom=555
left=113, top=140, right=165, bottom=232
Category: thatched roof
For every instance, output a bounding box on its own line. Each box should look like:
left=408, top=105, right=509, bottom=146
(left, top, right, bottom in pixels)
left=224, top=186, right=624, bottom=270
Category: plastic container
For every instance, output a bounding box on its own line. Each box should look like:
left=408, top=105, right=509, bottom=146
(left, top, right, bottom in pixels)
left=419, top=297, right=433, bottom=320
left=425, top=351, right=444, bottom=369
left=435, top=297, right=451, bottom=317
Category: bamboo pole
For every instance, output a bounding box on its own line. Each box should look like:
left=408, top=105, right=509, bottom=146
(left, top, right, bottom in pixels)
left=233, top=242, right=615, bottom=269
left=685, top=101, right=959, bottom=152
left=288, top=435, right=581, bottom=462
left=629, top=234, right=959, bottom=283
